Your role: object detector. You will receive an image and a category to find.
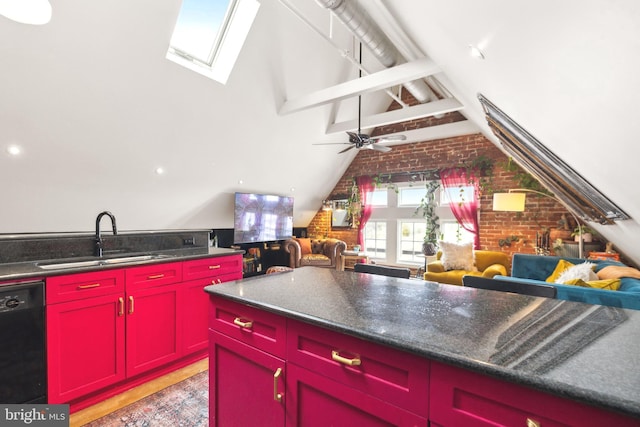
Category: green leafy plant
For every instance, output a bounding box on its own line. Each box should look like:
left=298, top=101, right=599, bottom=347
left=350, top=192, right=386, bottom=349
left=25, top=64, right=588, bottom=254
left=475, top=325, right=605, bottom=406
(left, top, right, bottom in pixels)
left=571, top=225, right=595, bottom=238
left=498, top=235, right=520, bottom=247
left=415, top=181, right=441, bottom=254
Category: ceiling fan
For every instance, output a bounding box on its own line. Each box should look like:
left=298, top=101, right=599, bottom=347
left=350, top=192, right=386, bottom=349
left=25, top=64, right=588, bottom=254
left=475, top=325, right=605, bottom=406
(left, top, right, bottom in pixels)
left=314, top=43, right=406, bottom=154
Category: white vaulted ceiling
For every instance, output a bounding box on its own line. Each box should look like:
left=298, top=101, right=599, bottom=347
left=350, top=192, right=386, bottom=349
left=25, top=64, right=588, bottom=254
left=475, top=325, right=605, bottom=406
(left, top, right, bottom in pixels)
left=1, top=0, right=640, bottom=263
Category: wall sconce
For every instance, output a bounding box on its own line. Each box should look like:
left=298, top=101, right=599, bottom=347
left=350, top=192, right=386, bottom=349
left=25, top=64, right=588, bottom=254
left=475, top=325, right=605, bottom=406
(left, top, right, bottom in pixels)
left=492, top=188, right=584, bottom=258
left=321, top=200, right=332, bottom=211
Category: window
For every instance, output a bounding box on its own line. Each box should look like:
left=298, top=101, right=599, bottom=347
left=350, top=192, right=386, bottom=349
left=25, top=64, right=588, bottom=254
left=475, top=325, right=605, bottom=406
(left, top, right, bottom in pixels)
left=364, top=221, right=386, bottom=258
left=362, top=181, right=480, bottom=267
left=398, top=220, right=425, bottom=263
left=370, top=189, right=388, bottom=207
left=167, top=0, right=260, bottom=84
left=440, top=184, right=475, bottom=206
left=440, top=221, right=475, bottom=244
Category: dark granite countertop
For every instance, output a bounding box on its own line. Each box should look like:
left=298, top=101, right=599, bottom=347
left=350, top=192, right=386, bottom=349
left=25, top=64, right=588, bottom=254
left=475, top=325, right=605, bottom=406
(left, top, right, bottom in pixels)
left=204, top=266, right=640, bottom=419
left=0, top=247, right=243, bottom=282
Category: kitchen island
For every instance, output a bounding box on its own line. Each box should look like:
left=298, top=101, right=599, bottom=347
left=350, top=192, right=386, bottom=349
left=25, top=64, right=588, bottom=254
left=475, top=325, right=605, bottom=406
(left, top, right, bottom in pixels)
left=206, top=266, right=640, bottom=426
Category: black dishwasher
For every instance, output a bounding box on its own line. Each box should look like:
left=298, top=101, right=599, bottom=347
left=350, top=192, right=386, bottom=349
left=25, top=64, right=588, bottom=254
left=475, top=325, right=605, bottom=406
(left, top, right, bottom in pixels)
left=0, top=281, right=46, bottom=403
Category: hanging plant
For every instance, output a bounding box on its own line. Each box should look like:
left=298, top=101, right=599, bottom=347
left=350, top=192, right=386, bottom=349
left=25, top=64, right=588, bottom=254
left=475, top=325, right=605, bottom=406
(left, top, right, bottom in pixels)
left=346, top=178, right=361, bottom=229
left=459, top=154, right=495, bottom=195
left=415, top=181, right=441, bottom=255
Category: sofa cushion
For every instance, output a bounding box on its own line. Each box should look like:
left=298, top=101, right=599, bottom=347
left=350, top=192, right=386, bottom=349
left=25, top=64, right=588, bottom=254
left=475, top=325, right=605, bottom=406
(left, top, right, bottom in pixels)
left=545, top=259, right=575, bottom=283
left=563, top=278, right=622, bottom=291
left=555, top=262, right=598, bottom=284
left=311, top=240, right=325, bottom=254
left=439, top=241, right=475, bottom=271
left=300, top=253, right=331, bottom=267
left=298, top=238, right=312, bottom=255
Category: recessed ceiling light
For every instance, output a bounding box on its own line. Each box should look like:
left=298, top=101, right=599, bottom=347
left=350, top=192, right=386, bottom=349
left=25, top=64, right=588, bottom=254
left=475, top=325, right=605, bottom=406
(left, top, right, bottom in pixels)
left=155, top=167, right=165, bottom=175
left=7, top=145, right=21, bottom=156
left=469, top=45, right=485, bottom=60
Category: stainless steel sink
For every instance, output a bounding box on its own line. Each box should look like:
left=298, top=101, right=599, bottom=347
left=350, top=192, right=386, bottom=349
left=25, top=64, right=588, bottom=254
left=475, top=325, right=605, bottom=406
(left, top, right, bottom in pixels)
left=37, top=260, right=103, bottom=270
left=36, top=254, right=173, bottom=270
left=101, top=255, right=157, bottom=265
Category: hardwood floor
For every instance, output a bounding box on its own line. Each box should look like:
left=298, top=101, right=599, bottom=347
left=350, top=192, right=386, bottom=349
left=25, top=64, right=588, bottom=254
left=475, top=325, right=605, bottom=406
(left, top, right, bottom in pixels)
left=69, top=358, right=208, bottom=427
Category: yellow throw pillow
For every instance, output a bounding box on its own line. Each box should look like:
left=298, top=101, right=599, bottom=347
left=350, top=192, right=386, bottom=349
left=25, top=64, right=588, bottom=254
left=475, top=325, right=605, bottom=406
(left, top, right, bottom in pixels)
left=562, top=278, right=622, bottom=291
left=546, top=259, right=574, bottom=283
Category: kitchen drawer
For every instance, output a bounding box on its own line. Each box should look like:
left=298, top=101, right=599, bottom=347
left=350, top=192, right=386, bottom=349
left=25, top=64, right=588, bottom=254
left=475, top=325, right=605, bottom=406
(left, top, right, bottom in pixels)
left=46, top=269, right=125, bottom=304
left=209, top=296, right=286, bottom=358
left=125, top=262, right=182, bottom=290
left=183, top=255, right=242, bottom=281
left=429, top=361, right=639, bottom=427
left=287, top=319, right=430, bottom=417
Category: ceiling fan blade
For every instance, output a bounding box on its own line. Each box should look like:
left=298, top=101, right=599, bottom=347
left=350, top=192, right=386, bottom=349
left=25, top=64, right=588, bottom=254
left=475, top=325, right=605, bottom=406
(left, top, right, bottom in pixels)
left=338, top=145, right=356, bottom=154
left=371, top=134, right=407, bottom=144
left=369, top=144, right=392, bottom=153
left=312, top=142, right=352, bottom=146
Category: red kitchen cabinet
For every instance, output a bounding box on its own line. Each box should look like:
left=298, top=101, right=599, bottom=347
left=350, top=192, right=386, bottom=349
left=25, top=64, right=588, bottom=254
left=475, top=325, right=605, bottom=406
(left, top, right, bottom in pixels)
left=286, top=363, right=426, bottom=426
left=47, top=292, right=126, bottom=403
left=429, top=361, right=638, bottom=427
left=183, top=255, right=243, bottom=283
left=208, top=296, right=428, bottom=426
left=125, top=282, right=182, bottom=377
left=182, top=255, right=243, bottom=355
left=209, top=330, right=285, bottom=427
left=46, top=269, right=126, bottom=403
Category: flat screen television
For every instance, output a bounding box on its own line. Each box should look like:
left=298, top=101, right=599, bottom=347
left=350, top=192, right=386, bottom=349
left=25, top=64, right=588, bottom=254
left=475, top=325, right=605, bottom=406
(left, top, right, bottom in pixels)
left=233, top=192, right=294, bottom=244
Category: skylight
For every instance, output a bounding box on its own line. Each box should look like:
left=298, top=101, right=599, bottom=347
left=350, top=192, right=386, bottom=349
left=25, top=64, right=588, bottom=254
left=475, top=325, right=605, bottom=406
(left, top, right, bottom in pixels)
left=167, top=0, right=260, bottom=84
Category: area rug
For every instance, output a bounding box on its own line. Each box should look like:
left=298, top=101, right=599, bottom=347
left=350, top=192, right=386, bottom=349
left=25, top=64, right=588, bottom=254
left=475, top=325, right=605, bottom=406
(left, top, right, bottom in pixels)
left=85, top=371, right=208, bottom=427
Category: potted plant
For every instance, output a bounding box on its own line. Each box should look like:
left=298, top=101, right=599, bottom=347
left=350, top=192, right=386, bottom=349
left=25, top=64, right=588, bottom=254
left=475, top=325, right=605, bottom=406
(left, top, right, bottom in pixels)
left=415, top=181, right=440, bottom=256
left=571, top=225, right=595, bottom=243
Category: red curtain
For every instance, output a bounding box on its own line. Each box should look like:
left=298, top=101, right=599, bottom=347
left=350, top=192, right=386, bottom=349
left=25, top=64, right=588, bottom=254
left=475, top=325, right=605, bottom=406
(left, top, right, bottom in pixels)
left=440, top=168, right=480, bottom=249
left=356, top=175, right=375, bottom=246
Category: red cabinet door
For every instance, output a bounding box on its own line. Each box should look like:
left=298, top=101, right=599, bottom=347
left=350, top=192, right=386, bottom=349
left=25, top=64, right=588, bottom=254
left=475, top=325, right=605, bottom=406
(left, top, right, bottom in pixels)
left=126, top=282, right=182, bottom=377
left=181, top=277, right=213, bottom=355
left=286, top=363, right=427, bottom=427
left=47, top=293, right=125, bottom=403
left=209, top=330, right=285, bottom=427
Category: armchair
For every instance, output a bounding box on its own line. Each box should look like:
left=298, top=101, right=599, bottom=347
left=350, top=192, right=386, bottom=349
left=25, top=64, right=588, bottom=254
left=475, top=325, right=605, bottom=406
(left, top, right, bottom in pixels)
left=283, top=238, right=346, bottom=269
left=424, top=250, right=510, bottom=286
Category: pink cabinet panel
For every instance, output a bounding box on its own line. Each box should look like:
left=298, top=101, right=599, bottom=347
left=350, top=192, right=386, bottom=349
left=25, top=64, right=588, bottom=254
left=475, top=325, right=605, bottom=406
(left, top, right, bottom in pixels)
left=429, top=361, right=638, bottom=427
left=286, top=363, right=427, bottom=427
left=209, top=329, right=285, bottom=427
left=287, top=319, right=430, bottom=418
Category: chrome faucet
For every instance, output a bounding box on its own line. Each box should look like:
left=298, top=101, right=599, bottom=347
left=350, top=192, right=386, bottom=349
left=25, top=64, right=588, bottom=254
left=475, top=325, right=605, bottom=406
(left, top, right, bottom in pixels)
left=95, top=211, right=118, bottom=257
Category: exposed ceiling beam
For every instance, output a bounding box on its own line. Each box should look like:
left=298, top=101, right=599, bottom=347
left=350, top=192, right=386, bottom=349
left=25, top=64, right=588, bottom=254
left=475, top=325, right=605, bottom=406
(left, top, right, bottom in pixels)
left=326, top=98, right=464, bottom=134
left=279, top=58, right=440, bottom=115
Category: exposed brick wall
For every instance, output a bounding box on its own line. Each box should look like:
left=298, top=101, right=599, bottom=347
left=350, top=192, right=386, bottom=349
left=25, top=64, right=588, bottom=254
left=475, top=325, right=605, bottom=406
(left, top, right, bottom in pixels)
left=307, top=105, right=577, bottom=264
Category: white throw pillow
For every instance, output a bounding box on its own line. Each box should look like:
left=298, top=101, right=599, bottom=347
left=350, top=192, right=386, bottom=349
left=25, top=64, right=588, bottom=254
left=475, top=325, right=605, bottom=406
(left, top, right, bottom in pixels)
left=556, top=262, right=598, bottom=284
left=439, top=241, right=475, bottom=271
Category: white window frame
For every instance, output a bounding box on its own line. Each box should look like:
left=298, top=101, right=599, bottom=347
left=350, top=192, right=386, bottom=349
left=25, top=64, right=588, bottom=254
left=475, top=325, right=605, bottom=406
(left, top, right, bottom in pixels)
left=166, top=0, right=260, bottom=84
left=363, top=181, right=478, bottom=267
left=363, top=220, right=387, bottom=259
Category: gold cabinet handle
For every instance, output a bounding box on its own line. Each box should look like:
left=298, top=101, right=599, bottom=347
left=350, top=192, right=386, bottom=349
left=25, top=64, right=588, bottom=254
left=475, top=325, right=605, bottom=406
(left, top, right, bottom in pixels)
left=331, top=350, right=361, bottom=366
left=118, top=297, right=124, bottom=316
left=273, top=368, right=283, bottom=403
left=128, top=296, right=134, bottom=314
left=147, top=274, right=165, bottom=280
left=209, top=265, right=221, bottom=270
left=233, top=317, right=253, bottom=329
left=77, top=283, right=101, bottom=289
left=526, top=419, right=541, bottom=427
